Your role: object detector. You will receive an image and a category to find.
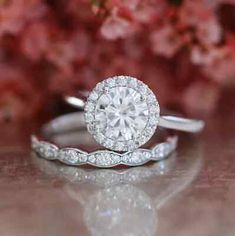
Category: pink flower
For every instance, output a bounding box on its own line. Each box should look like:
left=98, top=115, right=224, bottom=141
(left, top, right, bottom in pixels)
left=46, top=41, right=75, bottom=72
left=179, top=0, right=222, bottom=45
left=192, top=34, right=235, bottom=84
left=151, top=24, right=182, bottom=58
left=196, top=18, right=222, bottom=45
left=100, top=14, right=133, bottom=40
left=182, top=81, right=220, bottom=115
left=191, top=45, right=227, bottom=66
left=132, top=0, right=167, bottom=23
left=0, top=63, right=43, bottom=122
left=179, top=0, right=212, bottom=26
left=203, top=53, right=235, bottom=84
left=0, top=0, right=47, bottom=36
left=45, top=30, right=90, bottom=71
left=205, top=0, right=235, bottom=8
left=0, top=0, right=234, bottom=123
left=117, top=0, right=140, bottom=11
left=20, top=22, right=50, bottom=60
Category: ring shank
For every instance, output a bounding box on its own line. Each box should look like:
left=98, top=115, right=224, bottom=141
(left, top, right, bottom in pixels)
left=65, top=96, right=205, bottom=133
left=32, top=111, right=178, bottom=167
left=159, top=116, right=205, bottom=133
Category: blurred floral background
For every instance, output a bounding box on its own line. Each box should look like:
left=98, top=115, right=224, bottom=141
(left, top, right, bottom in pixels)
left=0, top=0, right=235, bottom=123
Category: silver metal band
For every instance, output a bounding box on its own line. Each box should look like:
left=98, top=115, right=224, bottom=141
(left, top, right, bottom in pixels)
left=65, top=96, right=205, bottom=133
left=31, top=135, right=177, bottom=168
left=31, top=112, right=178, bottom=168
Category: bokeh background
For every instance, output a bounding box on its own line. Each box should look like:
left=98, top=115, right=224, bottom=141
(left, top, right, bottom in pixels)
left=0, top=0, right=235, bottom=123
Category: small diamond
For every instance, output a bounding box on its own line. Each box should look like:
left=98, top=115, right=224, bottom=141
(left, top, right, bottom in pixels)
left=85, top=102, right=95, bottom=112
left=106, top=78, right=116, bottom=87
left=137, top=81, right=148, bottom=93
left=88, top=154, right=97, bottom=164
left=144, top=127, right=154, bottom=136
left=90, top=152, right=121, bottom=167
left=37, top=142, right=58, bottom=160
left=89, top=91, right=99, bottom=101
left=87, top=124, right=95, bottom=133
left=110, top=154, right=121, bottom=164
left=85, top=113, right=94, bottom=122
left=96, top=82, right=104, bottom=91
left=104, top=139, right=114, bottom=149
left=116, top=76, right=127, bottom=86
left=149, top=116, right=157, bottom=125
left=152, top=143, right=170, bottom=159
left=143, top=151, right=151, bottom=159
left=127, top=77, right=137, bottom=86
left=128, top=152, right=143, bottom=165
left=115, top=142, right=125, bottom=151
left=95, top=133, right=105, bottom=143
left=96, top=153, right=111, bottom=166
left=59, top=149, right=87, bottom=164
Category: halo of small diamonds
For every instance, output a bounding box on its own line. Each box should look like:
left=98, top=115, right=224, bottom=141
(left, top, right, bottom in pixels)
left=85, top=76, right=160, bottom=152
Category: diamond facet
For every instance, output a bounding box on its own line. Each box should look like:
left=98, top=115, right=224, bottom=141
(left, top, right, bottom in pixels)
left=96, top=87, right=148, bottom=141
left=59, top=148, right=87, bottom=164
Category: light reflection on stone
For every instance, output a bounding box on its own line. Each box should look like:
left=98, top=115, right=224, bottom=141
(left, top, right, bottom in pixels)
left=95, top=87, right=149, bottom=142
left=84, top=185, right=156, bottom=236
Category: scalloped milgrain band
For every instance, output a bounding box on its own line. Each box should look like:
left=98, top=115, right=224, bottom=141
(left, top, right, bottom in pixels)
left=33, top=155, right=176, bottom=186
left=31, top=135, right=178, bottom=168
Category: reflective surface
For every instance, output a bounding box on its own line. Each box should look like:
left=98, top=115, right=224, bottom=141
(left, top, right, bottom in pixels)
left=0, top=103, right=235, bottom=236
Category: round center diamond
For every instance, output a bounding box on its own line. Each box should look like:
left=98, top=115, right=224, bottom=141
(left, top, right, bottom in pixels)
left=85, top=76, right=160, bottom=152
left=95, top=87, right=149, bottom=142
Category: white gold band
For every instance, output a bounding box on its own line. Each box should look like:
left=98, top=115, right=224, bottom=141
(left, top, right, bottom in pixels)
left=31, top=112, right=178, bottom=168
left=31, top=135, right=177, bottom=168
left=65, top=96, right=205, bottom=133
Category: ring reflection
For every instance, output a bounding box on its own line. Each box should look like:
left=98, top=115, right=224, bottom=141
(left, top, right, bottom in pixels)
left=33, top=133, right=202, bottom=236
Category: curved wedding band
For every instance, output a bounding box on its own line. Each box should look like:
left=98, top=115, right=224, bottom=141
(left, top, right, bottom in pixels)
left=33, top=151, right=177, bottom=186
left=31, top=112, right=178, bottom=168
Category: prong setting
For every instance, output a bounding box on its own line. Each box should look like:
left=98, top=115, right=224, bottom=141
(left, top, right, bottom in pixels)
left=31, top=135, right=177, bottom=168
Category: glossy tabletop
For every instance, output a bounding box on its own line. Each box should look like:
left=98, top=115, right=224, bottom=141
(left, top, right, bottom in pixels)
left=0, top=100, right=234, bottom=236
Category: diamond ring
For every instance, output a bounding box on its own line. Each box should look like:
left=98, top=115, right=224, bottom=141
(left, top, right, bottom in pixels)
left=33, top=151, right=176, bottom=186
left=65, top=75, right=205, bottom=152
left=31, top=112, right=178, bottom=167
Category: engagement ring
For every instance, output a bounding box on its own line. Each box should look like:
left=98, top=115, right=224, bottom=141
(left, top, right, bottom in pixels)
left=31, top=112, right=177, bottom=167
left=65, top=75, right=204, bottom=152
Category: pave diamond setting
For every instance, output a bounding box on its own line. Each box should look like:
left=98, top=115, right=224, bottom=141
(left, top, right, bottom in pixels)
left=85, top=76, right=160, bottom=151
left=31, top=135, right=177, bottom=168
